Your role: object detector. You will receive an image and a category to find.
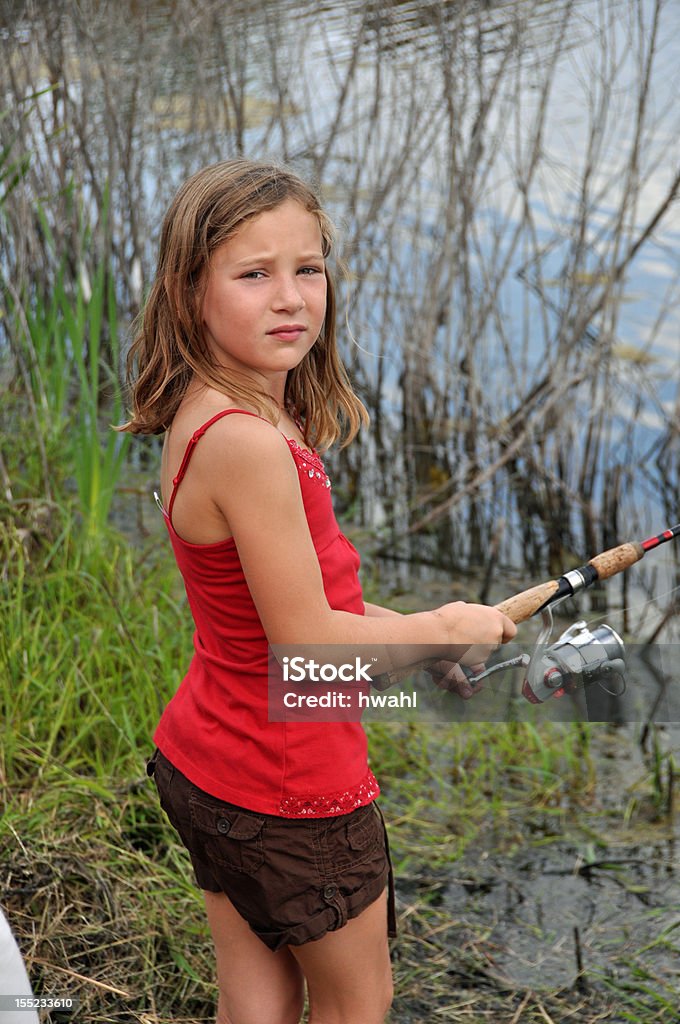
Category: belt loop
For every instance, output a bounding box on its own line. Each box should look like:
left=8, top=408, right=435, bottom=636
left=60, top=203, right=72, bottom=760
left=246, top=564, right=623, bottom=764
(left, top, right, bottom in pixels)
left=321, top=883, right=348, bottom=929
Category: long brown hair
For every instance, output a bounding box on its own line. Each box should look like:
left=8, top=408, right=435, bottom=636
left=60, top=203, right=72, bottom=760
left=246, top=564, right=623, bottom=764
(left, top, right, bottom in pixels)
left=119, top=159, right=368, bottom=448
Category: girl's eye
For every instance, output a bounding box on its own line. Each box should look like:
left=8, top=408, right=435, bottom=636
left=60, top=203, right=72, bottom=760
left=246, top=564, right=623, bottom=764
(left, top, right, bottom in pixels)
left=241, top=270, right=266, bottom=280
left=299, top=266, right=323, bottom=276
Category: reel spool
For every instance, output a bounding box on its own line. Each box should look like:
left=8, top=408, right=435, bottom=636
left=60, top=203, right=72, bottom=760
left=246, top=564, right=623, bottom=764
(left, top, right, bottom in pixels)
left=521, top=620, right=626, bottom=704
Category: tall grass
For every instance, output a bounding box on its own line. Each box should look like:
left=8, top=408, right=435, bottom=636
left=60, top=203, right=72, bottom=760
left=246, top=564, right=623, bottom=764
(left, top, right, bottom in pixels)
left=0, top=507, right=179, bottom=787
left=3, top=212, right=130, bottom=541
left=59, top=254, right=131, bottom=542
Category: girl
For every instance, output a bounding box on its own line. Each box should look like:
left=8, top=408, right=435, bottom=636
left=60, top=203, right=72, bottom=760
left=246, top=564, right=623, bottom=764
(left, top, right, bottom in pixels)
left=122, top=159, right=516, bottom=1024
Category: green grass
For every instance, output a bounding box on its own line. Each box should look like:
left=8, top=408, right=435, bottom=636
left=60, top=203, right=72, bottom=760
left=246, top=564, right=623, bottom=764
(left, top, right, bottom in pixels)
left=1, top=534, right=183, bottom=784
left=2, top=173, right=130, bottom=539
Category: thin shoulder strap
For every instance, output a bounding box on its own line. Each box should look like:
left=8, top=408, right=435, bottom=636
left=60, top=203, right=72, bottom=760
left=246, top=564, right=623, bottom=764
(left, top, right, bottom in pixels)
left=166, top=409, right=263, bottom=523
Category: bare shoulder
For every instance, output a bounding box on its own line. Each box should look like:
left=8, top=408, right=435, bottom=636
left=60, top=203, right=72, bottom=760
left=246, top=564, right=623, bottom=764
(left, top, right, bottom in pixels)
left=162, top=395, right=298, bottom=545
left=166, top=401, right=296, bottom=509
left=187, top=407, right=294, bottom=479
left=165, top=391, right=290, bottom=479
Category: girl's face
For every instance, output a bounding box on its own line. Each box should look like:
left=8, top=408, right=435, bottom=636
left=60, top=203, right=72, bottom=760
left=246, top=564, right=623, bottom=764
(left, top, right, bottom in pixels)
left=201, top=199, right=328, bottom=387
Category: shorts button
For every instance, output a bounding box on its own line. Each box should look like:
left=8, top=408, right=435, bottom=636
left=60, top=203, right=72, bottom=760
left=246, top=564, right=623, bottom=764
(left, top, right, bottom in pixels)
left=323, top=884, right=337, bottom=899
left=216, top=818, right=231, bottom=835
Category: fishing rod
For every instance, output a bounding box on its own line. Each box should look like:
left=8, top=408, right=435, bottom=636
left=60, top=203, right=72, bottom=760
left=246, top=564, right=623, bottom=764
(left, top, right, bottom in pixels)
left=374, top=525, right=680, bottom=703
left=494, top=524, right=680, bottom=625
left=481, top=523, right=680, bottom=703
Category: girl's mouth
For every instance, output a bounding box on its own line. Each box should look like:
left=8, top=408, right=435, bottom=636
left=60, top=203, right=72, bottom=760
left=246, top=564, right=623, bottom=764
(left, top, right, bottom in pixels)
left=267, top=324, right=306, bottom=340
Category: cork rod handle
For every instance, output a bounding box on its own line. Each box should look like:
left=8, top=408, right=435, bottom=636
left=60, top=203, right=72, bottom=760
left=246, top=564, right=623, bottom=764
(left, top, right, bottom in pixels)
left=495, top=540, right=645, bottom=624
left=589, top=541, right=644, bottom=579
left=374, top=540, right=648, bottom=688
left=495, top=581, right=560, bottom=624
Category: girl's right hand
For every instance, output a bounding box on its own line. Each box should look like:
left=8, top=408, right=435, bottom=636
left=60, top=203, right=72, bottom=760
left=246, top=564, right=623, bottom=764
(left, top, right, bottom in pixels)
left=433, top=601, right=517, bottom=666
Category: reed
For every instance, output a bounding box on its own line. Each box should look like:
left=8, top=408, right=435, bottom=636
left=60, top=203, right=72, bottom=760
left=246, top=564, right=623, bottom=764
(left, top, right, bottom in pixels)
left=57, top=252, right=131, bottom=543
left=2, top=1, right=679, bottom=595
left=2, top=117, right=129, bottom=542
left=2, top=240, right=130, bottom=543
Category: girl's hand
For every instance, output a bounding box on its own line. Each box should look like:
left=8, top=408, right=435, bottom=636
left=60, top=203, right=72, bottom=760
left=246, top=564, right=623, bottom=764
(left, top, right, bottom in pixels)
left=427, top=660, right=486, bottom=699
left=433, top=601, right=517, bottom=666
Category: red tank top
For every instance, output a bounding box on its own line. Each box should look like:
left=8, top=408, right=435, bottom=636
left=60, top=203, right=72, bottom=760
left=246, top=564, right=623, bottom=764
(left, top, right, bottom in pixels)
left=153, top=409, right=379, bottom=817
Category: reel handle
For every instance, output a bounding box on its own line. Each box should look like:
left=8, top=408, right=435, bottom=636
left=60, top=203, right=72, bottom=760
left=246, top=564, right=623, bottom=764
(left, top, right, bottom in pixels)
left=495, top=541, right=644, bottom=624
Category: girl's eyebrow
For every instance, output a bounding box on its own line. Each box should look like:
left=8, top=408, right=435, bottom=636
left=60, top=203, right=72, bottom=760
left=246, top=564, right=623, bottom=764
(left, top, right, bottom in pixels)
left=233, top=251, right=325, bottom=266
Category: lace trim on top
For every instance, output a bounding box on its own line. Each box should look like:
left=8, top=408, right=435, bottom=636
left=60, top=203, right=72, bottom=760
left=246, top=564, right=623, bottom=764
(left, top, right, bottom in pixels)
left=279, top=768, right=379, bottom=817
left=287, top=438, right=331, bottom=489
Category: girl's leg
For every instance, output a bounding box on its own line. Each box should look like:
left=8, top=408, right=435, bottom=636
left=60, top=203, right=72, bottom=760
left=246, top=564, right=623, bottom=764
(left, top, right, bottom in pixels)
left=289, top=891, right=393, bottom=1024
left=203, top=890, right=305, bottom=1024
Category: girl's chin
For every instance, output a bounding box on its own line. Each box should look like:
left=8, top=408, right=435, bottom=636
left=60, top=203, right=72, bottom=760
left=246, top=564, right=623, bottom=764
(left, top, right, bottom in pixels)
left=206, top=357, right=305, bottom=381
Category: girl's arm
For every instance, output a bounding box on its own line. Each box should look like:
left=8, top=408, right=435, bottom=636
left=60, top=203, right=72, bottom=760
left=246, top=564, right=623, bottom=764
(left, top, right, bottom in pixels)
left=364, top=603, right=484, bottom=697
left=363, top=602, right=402, bottom=618
left=186, top=415, right=515, bottom=673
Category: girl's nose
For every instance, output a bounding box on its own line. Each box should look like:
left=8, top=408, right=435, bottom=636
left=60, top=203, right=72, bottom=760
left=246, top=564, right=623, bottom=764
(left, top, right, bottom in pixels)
left=273, top=276, right=305, bottom=311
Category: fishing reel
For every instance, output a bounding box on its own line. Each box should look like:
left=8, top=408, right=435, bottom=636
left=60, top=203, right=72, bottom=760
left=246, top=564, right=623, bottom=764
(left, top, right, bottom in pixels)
left=468, top=606, right=627, bottom=704
left=521, top=613, right=626, bottom=703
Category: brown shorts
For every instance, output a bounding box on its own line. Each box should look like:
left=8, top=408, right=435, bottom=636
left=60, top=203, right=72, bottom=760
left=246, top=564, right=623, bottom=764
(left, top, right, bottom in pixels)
left=147, top=749, right=397, bottom=951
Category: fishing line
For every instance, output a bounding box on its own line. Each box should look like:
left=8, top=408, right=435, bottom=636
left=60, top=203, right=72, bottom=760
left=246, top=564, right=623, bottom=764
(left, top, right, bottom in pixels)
left=577, top=582, right=680, bottom=636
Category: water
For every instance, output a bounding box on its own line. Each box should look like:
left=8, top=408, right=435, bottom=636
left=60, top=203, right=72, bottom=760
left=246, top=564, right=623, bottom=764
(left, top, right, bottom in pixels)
left=2, top=3, right=679, bottom=506
left=440, top=722, right=680, bottom=994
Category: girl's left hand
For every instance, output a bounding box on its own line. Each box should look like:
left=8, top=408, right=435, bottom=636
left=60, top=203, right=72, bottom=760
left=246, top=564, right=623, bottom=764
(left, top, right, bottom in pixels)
left=427, top=660, right=485, bottom=700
